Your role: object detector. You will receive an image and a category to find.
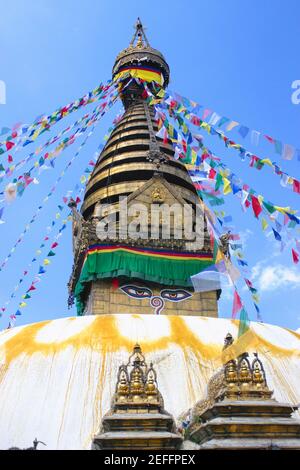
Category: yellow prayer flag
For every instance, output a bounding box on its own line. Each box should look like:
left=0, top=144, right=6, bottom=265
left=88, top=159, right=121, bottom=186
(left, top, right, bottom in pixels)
left=19, top=302, right=27, bottom=308
left=260, top=158, right=273, bottom=166
left=43, top=259, right=50, bottom=266
left=32, top=129, right=40, bottom=140
left=258, top=195, right=264, bottom=204
left=156, top=89, right=165, bottom=98
left=261, top=218, right=268, bottom=231
left=223, top=177, right=232, bottom=195
left=191, top=149, right=197, bottom=164
left=215, top=248, right=225, bottom=264
left=274, top=206, right=291, bottom=214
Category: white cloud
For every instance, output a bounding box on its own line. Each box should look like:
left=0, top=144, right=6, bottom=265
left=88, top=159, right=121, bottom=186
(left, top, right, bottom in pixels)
left=238, top=229, right=253, bottom=249
left=252, top=262, right=300, bottom=292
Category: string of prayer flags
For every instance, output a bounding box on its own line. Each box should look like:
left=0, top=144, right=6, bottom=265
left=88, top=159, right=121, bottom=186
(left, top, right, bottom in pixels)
left=0, top=202, right=70, bottom=316
left=154, top=100, right=300, bottom=259
left=167, top=89, right=300, bottom=162
left=153, top=95, right=265, bottom=322
left=0, top=99, right=107, bottom=188
left=0, top=79, right=114, bottom=158
left=157, top=93, right=300, bottom=196
left=0, top=124, right=97, bottom=272
left=0, top=92, right=118, bottom=276
left=0, top=88, right=118, bottom=205
left=1, top=118, right=120, bottom=325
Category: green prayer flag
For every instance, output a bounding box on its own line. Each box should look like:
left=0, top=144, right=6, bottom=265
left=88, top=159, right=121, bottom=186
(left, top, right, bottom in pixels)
left=238, top=308, right=250, bottom=337
left=263, top=201, right=276, bottom=214
left=215, top=173, right=223, bottom=191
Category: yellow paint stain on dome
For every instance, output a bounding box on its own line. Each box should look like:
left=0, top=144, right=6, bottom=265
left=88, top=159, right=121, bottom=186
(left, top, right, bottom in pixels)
left=2, top=315, right=300, bottom=371
left=0, top=325, right=23, bottom=348
left=2, top=316, right=122, bottom=366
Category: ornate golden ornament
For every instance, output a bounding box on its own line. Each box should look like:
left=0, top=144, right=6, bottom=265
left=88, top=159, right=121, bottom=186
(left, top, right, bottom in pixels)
left=151, top=186, right=164, bottom=203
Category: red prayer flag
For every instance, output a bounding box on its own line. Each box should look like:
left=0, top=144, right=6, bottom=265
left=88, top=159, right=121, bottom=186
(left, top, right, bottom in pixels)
left=112, top=278, right=119, bottom=290
left=51, top=242, right=58, bottom=249
left=251, top=195, right=262, bottom=218
left=232, top=289, right=243, bottom=318
left=28, top=285, right=36, bottom=292
left=264, top=135, right=275, bottom=144
left=292, top=249, right=299, bottom=264
left=6, top=141, right=15, bottom=151
left=229, top=234, right=240, bottom=240
left=163, top=130, right=168, bottom=144
left=209, top=168, right=216, bottom=179
left=293, top=179, right=300, bottom=194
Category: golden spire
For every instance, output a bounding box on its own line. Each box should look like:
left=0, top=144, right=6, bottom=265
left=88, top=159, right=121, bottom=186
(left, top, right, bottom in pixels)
left=222, top=345, right=273, bottom=400
left=238, top=355, right=252, bottom=393
left=116, top=365, right=129, bottom=400
left=129, top=18, right=150, bottom=48
left=113, top=344, right=164, bottom=411
left=145, top=363, right=158, bottom=396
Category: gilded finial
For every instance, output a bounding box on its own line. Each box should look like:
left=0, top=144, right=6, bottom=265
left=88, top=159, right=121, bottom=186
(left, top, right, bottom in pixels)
left=223, top=332, right=234, bottom=350
left=238, top=356, right=252, bottom=392
left=130, top=366, right=144, bottom=396
left=129, top=18, right=150, bottom=48
left=116, top=365, right=129, bottom=400
left=145, top=363, right=158, bottom=396
left=224, top=360, right=239, bottom=398
left=251, top=353, right=269, bottom=391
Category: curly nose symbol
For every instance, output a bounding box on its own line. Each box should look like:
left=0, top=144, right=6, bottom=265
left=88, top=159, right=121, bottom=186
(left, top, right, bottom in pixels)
left=150, top=296, right=165, bottom=315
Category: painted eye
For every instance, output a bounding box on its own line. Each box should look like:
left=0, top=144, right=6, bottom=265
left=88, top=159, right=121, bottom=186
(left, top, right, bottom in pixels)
left=160, top=289, right=192, bottom=302
left=120, top=285, right=153, bottom=299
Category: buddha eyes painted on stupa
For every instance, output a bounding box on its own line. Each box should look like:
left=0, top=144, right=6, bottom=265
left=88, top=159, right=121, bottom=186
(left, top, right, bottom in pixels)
left=160, top=289, right=192, bottom=302
left=119, top=283, right=193, bottom=315
left=120, top=285, right=152, bottom=299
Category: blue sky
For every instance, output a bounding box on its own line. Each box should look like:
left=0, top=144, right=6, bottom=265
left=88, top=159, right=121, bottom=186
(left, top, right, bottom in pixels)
left=0, top=0, right=299, bottom=331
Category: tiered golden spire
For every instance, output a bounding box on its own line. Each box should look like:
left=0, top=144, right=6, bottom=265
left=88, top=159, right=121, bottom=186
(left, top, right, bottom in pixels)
left=113, top=344, right=164, bottom=411
left=223, top=353, right=272, bottom=400
left=93, top=343, right=183, bottom=449
left=129, top=18, right=150, bottom=48
left=222, top=333, right=273, bottom=400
